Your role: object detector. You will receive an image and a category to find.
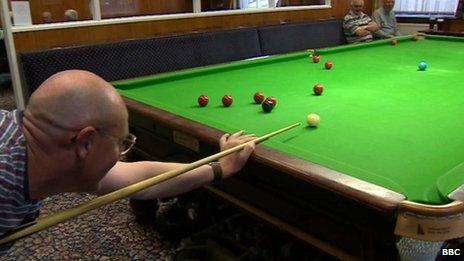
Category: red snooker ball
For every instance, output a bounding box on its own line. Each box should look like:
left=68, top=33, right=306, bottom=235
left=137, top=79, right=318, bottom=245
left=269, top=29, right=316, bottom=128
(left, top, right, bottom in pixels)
left=198, top=94, right=209, bottom=107
left=253, top=92, right=265, bottom=104
left=324, top=61, right=333, bottom=70
left=264, top=96, right=277, bottom=106
left=313, top=84, right=324, bottom=95
left=312, top=55, right=320, bottom=63
left=222, top=95, right=233, bottom=107
left=391, top=38, right=397, bottom=45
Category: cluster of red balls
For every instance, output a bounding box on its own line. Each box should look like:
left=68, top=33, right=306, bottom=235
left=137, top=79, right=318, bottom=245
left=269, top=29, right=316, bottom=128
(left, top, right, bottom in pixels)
left=311, top=53, right=333, bottom=70
left=309, top=51, right=328, bottom=95
left=197, top=92, right=277, bottom=112
left=254, top=92, right=277, bottom=113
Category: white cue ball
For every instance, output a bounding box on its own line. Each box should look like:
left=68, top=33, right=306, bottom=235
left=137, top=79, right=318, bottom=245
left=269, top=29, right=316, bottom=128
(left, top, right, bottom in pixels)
left=307, top=113, right=320, bottom=127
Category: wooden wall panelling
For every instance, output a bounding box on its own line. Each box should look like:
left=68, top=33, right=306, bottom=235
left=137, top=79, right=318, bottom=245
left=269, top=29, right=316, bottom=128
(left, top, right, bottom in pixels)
left=137, top=0, right=192, bottom=15
left=202, top=0, right=233, bottom=11
left=442, top=19, right=464, bottom=32
left=13, top=31, right=36, bottom=54
left=332, top=0, right=374, bottom=17
left=13, top=0, right=378, bottom=52
left=128, top=22, right=151, bottom=40
left=101, top=0, right=141, bottom=18
left=364, top=0, right=374, bottom=14
left=11, top=0, right=193, bottom=23
left=285, top=0, right=327, bottom=6
left=10, top=0, right=358, bottom=24
left=27, top=0, right=93, bottom=24
left=329, top=0, right=348, bottom=19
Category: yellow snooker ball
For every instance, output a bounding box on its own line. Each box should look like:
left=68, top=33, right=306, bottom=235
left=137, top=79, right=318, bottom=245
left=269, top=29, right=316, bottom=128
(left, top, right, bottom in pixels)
left=307, top=113, right=320, bottom=127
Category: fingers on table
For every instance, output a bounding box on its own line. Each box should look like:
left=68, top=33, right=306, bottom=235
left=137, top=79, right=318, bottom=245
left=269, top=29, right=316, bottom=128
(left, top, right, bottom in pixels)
left=230, top=130, right=244, bottom=139
left=220, top=133, right=231, bottom=146
left=240, top=136, right=256, bottom=143
left=221, top=131, right=256, bottom=147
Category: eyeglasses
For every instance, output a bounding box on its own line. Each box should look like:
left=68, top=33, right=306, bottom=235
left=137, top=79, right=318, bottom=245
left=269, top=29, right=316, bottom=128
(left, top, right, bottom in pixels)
left=99, top=131, right=137, bottom=156
left=120, top=133, right=137, bottom=155
left=45, top=119, right=137, bottom=155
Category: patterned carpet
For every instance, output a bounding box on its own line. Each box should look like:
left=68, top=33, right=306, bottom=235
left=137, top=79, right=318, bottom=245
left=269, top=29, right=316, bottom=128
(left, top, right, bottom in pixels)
left=4, top=194, right=175, bottom=260
left=1, top=88, right=176, bottom=260
left=0, top=88, right=15, bottom=111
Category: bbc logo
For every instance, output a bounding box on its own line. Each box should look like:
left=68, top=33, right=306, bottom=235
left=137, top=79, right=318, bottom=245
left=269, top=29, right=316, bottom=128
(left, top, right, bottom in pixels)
left=442, top=249, right=461, bottom=256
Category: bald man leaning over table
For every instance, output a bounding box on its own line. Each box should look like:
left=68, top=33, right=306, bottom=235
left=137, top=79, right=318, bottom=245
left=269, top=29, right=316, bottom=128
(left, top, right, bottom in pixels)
left=0, top=70, right=256, bottom=254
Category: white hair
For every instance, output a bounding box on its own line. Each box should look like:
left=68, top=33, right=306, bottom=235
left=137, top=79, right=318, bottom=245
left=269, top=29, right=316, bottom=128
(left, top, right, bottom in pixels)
left=350, top=0, right=364, bottom=6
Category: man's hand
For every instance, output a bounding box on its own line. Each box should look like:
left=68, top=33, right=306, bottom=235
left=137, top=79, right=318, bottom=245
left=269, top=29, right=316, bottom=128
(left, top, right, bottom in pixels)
left=97, top=131, right=255, bottom=199
left=365, top=21, right=379, bottom=32
left=218, top=131, right=256, bottom=179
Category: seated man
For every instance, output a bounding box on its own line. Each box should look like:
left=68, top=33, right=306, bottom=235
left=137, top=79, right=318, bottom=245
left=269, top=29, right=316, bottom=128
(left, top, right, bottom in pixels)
left=64, top=9, right=78, bottom=21
left=0, top=70, right=256, bottom=254
left=343, top=0, right=379, bottom=44
left=41, top=11, right=53, bottom=23
left=372, top=0, right=400, bottom=39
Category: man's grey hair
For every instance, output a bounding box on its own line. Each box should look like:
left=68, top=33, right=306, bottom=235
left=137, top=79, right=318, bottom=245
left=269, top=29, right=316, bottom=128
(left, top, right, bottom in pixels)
left=350, top=0, right=364, bottom=6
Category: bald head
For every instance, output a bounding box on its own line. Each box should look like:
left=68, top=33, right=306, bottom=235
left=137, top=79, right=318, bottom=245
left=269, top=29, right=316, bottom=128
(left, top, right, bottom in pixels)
left=350, top=0, right=364, bottom=5
left=64, top=9, right=78, bottom=21
left=42, top=11, right=52, bottom=23
left=24, top=70, right=129, bottom=197
left=26, top=70, right=127, bottom=133
left=350, top=0, right=364, bottom=15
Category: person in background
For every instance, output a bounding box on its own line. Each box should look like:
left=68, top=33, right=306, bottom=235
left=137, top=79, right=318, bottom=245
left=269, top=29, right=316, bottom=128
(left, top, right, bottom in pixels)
left=41, top=11, right=53, bottom=23
left=372, top=0, right=401, bottom=39
left=343, top=0, right=379, bottom=43
left=64, top=9, right=78, bottom=21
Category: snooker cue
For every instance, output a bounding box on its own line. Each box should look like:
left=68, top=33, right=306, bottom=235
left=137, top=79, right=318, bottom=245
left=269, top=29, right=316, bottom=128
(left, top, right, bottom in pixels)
left=0, top=122, right=301, bottom=245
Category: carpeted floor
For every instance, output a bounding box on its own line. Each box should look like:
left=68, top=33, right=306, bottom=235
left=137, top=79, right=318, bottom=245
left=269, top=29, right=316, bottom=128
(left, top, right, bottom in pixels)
left=4, top=194, right=175, bottom=260
left=0, top=88, right=15, bottom=111
left=1, top=88, right=176, bottom=260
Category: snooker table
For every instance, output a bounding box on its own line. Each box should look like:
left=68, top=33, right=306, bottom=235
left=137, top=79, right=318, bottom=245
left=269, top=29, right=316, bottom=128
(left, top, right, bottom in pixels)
left=114, top=35, right=464, bottom=260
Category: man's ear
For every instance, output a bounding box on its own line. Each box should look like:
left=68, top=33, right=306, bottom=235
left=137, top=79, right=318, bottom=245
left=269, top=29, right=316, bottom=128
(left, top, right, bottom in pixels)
left=75, top=126, right=97, bottom=159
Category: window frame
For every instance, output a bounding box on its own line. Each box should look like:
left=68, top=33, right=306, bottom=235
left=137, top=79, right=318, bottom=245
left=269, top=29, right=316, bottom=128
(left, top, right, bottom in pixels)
left=10, top=0, right=331, bottom=33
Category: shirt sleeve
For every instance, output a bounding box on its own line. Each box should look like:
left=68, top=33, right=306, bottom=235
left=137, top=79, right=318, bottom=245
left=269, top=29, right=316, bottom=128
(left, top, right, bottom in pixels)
left=393, top=17, right=401, bottom=36
left=374, top=28, right=393, bottom=39
left=371, top=10, right=381, bottom=26
left=372, top=11, right=394, bottom=39
left=343, top=15, right=360, bottom=36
